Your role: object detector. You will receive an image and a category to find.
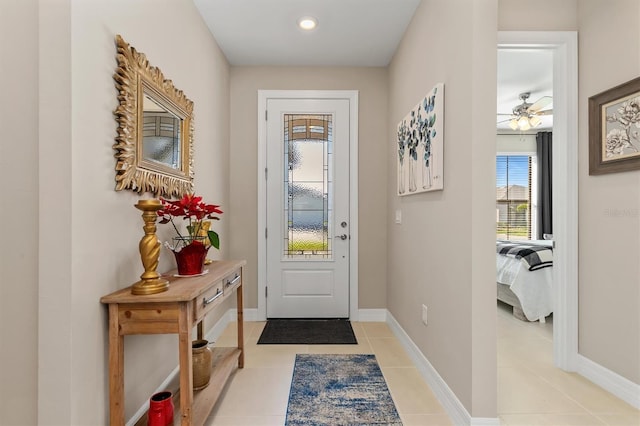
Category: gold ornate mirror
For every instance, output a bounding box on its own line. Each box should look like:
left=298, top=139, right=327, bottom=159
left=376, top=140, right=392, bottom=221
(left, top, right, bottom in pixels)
left=113, top=34, right=194, bottom=197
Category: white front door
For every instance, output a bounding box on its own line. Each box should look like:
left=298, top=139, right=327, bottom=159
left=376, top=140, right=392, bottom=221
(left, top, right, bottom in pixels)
left=265, top=98, right=351, bottom=318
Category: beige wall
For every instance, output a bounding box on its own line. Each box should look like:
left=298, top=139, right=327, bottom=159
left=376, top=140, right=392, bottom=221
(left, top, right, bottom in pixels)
left=38, top=1, right=73, bottom=422
left=0, top=0, right=39, bottom=424
left=577, top=0, right=640, bottom=383
left=387, top=0, right=498, bottom=417
left=2, top=0, right=230, bottom=423
left=229, top=67, right=389, bottom=310
left=498, top=0, right=578, bottom=30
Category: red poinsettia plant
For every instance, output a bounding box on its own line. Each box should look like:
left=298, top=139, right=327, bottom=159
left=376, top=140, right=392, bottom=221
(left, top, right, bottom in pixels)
left=158, top=194, right=223, bottom=250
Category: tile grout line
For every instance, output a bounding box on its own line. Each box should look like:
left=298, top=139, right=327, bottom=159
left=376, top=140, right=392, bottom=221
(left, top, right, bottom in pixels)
left=517, top=358, right=629, bottom=419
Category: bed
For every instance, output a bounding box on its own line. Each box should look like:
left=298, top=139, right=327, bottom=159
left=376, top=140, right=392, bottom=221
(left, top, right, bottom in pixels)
left=496, top=240, right=553, bottom=322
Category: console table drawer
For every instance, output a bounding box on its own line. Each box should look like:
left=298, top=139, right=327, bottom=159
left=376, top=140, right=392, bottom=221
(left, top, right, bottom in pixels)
left=195, top=280, right=224, bottom=321
left=118, top=303, right=181, bottom=335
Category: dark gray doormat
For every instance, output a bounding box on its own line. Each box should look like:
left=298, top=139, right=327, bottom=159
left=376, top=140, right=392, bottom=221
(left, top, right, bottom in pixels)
left=257, top=319, right=358, bottom=344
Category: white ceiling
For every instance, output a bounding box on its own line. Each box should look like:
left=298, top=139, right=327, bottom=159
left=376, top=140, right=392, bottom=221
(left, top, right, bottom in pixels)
left=497, top=49, right=553, bottom=132
left=193, top=0, right=421, bottom=66
left=193, top=1, right=553, bottom=132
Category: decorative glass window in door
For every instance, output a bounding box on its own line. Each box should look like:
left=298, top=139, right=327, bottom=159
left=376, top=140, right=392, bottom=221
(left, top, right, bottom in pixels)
left=283, top=114, right=333, bottom=258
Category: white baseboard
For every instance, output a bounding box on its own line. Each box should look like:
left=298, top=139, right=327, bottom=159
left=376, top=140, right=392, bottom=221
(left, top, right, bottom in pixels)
left=357, top=308, right=387, bottom=322
left=386, top=309, right=639, bottom=422
left=385, top=311, right=499, bottom=426
left=576, top=354, right=640, bottom=409
left=470, top=419, right=502, bottom=425
left=129, top=307, right=638, bottom=424
left=126, top=364, right=180, bottom=426
left=228, top=308, right=259, bottom=323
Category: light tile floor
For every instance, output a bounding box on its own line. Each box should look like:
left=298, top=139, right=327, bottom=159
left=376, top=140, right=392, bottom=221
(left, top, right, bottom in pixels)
left=497, top=302, right=639, bottom=426
left=206, top=320, right=452, bottom=425
left=205, top=309, right=639, bottom=425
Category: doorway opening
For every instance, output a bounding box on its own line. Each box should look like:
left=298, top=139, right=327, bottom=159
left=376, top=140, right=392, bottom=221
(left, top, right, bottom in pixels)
left=497, top=30, right=578, bottom=367
left=496, top=28, right=578, bottom=420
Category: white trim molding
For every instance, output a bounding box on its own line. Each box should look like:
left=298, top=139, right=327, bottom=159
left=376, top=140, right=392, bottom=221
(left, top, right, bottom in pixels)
left=130, top=308, right=638, bottom=425
left=577, top=355, right=640, bottom=409
left=126, top=365, right=181, bottom=426
left=498, top=31, right=579, bottom=372
left=387, top=308, right=638, bottom=422
left=357, top=309, right=387, bottom=322
left=386, top=312, right=499, bottom=426
left=228, top=308, right=259, bottom=323
left=256, top=90, right=359, bottom=321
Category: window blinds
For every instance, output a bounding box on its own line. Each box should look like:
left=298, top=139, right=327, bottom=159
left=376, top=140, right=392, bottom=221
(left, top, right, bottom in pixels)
left=496, top=155, right=532, bottom=241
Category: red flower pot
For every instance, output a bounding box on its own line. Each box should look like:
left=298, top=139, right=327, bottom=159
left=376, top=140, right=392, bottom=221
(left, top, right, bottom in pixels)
left=172, top=239, right=210, bottom=275
left=148, top=391, right=174, bottom=426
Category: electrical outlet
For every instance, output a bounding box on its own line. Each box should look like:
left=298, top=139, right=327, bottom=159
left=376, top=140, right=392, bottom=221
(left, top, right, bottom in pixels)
left=422, top=304, right=428, bottom=325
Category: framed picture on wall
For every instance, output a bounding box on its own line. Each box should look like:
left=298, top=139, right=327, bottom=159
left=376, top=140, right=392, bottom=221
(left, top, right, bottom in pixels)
left=396, top=83, right=445, bottom=195
left=588, top=76, right=640, bottom=175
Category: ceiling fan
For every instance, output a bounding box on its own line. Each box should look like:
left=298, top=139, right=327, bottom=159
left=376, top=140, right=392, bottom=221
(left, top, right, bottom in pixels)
left=497, top=92, right=553, bottom=131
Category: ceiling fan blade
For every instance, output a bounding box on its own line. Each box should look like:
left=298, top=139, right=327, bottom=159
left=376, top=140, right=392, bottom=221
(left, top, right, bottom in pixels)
left=528, top=96, right=552, bottom=113
left=497, top=118, right=513, bottom=124
left=497, top=113, right=514, bottom=116
left=534, top=109, right=553, bottom=116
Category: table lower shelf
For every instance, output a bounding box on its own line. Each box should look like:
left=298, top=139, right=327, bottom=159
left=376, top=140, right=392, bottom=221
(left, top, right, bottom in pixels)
left=135, top=347, right=242, bottom=426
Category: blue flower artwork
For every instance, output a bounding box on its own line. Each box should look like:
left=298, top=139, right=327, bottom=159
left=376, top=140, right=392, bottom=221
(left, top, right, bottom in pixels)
left=396, top=83, right=444, bottom=195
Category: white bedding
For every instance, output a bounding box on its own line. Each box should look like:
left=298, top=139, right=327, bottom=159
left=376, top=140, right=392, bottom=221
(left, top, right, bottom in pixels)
left=496, top=240, right=553, bottom=321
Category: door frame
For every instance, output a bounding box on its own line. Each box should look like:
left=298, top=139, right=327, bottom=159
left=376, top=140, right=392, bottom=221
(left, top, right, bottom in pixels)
left=498, top=31, right=579, bottom=371
left=257, top=90, right=359, bottom=321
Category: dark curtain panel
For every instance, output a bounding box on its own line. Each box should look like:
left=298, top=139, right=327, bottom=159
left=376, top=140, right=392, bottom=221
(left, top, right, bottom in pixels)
left=536, top=131, right=553, bottom=239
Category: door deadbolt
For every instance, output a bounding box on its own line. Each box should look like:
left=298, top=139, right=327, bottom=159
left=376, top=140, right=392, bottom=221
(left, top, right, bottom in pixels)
left=341, top=221, right=348, bottom=228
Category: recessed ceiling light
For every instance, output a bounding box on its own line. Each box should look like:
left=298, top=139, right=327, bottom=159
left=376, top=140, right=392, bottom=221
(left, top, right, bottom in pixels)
left=297, top=16, right=318, bottom=31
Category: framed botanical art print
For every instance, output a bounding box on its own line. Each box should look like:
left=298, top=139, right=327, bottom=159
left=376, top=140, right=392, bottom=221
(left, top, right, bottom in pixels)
left=397, top=83, right=444, bottom=195
left=589, top=76, right=640, bottom=175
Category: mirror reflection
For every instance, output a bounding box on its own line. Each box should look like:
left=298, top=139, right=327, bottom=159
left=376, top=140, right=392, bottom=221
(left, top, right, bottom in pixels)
left=142, top=94, right=181, bottom=170
left=113, top=34, right=194, bottom=197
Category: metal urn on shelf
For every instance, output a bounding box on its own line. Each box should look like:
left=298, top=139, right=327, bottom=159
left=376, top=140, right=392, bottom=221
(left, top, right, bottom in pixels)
left=192, top=339, right=213, bottom=390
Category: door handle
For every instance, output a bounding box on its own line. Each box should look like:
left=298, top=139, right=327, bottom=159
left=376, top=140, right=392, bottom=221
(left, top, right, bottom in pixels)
left=335, top=234, right=348, bottom=240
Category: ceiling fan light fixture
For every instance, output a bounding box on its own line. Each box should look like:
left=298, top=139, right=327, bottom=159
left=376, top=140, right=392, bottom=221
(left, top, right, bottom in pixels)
left=529, top=115, right=542, bottom=127
left=500, top=92, right=553, bottom=131
left=517, top=116, right=531, bottom=131
left=297, top=16, right=318, bottom=31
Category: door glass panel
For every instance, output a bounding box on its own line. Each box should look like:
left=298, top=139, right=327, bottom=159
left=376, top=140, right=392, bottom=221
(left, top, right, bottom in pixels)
left=283, top=114, right=333, bottom=259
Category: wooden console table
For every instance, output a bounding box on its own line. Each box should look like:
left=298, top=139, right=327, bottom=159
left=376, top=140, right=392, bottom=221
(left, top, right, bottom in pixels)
left=100, top=259, right=246, bottom=426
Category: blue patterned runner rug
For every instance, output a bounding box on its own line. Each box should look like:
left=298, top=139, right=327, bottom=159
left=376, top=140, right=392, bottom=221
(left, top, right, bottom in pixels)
left=285, top=354, right=403, bottom=425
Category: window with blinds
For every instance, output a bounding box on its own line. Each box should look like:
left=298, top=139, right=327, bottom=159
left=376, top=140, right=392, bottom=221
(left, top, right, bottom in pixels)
left=496, top=155, right=532, bottom=241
